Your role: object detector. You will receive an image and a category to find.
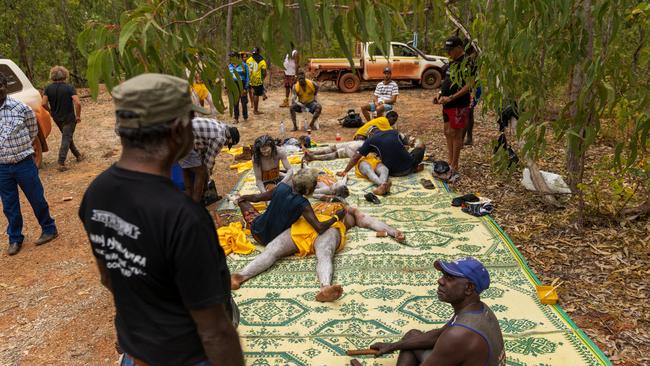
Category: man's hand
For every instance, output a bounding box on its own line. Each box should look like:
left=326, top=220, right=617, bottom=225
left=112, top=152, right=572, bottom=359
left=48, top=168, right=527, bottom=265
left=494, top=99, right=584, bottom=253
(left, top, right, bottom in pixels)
left=369, top=342, right=396, bottom=356
left=432, top=95, right=440, bottom=104
left=336, top=171, right=347, bottom=177
left=76, top=117, right=81, bottom=123
left=439, top=96, right=451, bottom=105
left=335, top=208, right=347, bottom=220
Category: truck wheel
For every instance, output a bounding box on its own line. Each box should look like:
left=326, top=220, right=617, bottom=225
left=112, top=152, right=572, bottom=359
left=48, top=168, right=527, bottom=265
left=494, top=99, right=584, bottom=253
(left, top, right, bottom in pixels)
left=33, top=139, right=43, bottom=169
left=421, top=68, right=442, bottom=89
left=338, top=73, right=361, bottom=93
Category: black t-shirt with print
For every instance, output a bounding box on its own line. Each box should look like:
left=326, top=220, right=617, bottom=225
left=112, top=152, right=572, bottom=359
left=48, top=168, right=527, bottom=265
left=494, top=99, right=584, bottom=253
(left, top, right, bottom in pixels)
left=440, top=55, right=476, bottom=109
left=44, top=83, right=77, bottom=123
left=78, top=165, right=231, bottom=366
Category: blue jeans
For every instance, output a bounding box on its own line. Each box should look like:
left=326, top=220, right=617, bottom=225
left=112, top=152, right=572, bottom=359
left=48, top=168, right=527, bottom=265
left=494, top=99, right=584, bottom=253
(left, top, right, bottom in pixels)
left=121, top=354, right=213, bottom=366
left=0, top=156, right=56, bottom=243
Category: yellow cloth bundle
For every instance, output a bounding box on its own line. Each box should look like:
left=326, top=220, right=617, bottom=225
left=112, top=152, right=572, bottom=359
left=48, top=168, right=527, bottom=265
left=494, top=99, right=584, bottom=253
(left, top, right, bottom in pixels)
left=291, top=214, right=347, bottom=257
left=192, top=83, right=210, bottom=102
left=221, top=147, right=244, bottom=156
left=217, top=222, right=256, bottom=255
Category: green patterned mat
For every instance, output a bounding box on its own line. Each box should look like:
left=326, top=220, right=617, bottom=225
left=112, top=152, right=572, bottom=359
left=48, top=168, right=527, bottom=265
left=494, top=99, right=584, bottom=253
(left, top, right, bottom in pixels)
left=223, top=158, right=611, bottom=366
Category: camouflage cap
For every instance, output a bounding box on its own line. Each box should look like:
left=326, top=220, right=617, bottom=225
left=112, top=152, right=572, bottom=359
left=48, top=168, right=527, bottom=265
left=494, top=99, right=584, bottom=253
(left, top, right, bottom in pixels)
left=112, top=73, right=209, bottom=129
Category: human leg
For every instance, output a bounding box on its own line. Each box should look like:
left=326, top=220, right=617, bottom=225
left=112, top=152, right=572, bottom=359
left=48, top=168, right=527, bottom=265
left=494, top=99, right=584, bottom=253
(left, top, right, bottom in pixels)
left=347, top=206, right=404, bottom=242
left=309, top=102, right=322, bottom=129
left=0, top=163, right=24, bottom=244
left=314, top=228, right=343, bottom=302
left=231, top=229, right=297, bottom=289
left=443, top=122, right=453, bottom=166
left=15, top=158, right=56, bottom=236
left=57, top=120, right=74, bottom=166
left=375, top=104, right=386, bottom=118
left=396, top=330, right=428, bottom=366
left=371, top=164, right=392, bottom=196
left=464, top=106, right=474, bottom=145
left=359, top=161, right=383, bottom=186
left=361, top=103, right=372, bottom=121
left=241, top=94, right=249, bottom=120
left=233, top=95, right=241, bottom=122
left=451, top=128, right=464, bottom=171
left=290, top=103, right=301, bottom=130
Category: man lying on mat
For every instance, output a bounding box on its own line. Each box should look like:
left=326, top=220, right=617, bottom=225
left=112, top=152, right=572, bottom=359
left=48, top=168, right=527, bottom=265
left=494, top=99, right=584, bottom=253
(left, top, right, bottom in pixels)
left=351, top=257, right=505, bottom=366
left=230, top=202, right=405, bottom=302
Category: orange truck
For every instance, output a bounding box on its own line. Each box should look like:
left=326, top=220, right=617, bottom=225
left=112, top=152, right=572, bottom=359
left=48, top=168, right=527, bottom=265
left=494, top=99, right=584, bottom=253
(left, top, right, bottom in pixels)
left=0, top=59, right=52, bottom=167
left=307, top=41, right=448, bottom=93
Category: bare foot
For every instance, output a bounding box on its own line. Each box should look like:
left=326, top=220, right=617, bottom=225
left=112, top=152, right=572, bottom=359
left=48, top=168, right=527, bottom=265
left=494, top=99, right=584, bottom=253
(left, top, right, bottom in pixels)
left=384, top=180, right=392, bottom=193
left=393, top=230, right=406, bottom=243
left=315, top=284, right=343, bottom=302
left=254, top=110, right=264, bottom=115
left=231, top=273, right=245, bottom=290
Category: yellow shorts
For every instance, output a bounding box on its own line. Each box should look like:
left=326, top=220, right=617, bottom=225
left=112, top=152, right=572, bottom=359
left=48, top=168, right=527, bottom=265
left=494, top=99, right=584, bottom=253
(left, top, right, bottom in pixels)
left=291, top=214, right=347, bottom=257
left=355, top=154, right=382, bottom=179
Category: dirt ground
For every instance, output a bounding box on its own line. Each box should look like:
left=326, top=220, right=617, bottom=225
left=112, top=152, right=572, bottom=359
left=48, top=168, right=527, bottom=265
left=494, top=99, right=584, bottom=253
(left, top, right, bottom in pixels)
left=0, top=80, right=647, bottom=365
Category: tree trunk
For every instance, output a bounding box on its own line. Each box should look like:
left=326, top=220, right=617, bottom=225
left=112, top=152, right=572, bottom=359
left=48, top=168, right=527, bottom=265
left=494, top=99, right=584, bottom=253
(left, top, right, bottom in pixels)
left=225, top=0, right=233, bottom=62
left=15, top=26, right=33, bottom=81
left=59, top=0, right=81, bottom=86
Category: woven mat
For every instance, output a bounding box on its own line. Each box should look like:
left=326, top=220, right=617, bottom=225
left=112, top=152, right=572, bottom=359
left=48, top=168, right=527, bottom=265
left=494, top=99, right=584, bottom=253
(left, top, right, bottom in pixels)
left=222, top=158, right=611, bottom=366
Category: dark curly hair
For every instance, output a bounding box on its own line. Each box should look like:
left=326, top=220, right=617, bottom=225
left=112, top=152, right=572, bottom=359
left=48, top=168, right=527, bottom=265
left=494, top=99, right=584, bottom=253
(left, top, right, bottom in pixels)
left=253, top=134, right=277, bottom=163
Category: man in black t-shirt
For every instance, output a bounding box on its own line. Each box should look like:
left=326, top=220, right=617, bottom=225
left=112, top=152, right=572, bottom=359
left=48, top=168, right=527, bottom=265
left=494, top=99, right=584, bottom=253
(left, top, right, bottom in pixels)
left=42, top=66, right=83, bottom=171
left=338, top=130, right=426, bottom=194
left=78, top=74, right=244, bottom=366
left=433, top=36, right=476, bottom=178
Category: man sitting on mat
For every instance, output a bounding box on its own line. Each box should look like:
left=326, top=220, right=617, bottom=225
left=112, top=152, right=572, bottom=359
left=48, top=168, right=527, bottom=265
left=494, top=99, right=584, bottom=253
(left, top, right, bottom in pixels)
left=351, top=257, right=505, bottom=366
left=252, top=134, right=294, bottom=193
left=230, top=199, right=405, bottom=302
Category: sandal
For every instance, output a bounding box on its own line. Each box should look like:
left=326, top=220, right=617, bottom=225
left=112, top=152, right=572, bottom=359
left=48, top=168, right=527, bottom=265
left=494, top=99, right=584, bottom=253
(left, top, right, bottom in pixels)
left=420, top=178, right=435, bottom=189
left=364, top=192, right=381, bottom=204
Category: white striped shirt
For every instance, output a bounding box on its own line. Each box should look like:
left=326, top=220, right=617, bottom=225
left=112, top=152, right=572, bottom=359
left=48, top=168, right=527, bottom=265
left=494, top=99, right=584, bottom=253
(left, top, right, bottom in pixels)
left=374, top=81, right=399, bottom=104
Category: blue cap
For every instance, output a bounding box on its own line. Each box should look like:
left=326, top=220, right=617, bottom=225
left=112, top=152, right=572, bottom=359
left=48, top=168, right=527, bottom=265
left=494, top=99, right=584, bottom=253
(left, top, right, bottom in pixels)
left=434, top=257, right=490, bottom=294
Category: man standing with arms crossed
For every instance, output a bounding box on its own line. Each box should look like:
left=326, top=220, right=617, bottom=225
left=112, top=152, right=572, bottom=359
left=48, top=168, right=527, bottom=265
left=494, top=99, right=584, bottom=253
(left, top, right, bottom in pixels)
left=78, top=74, right=244, bottom=366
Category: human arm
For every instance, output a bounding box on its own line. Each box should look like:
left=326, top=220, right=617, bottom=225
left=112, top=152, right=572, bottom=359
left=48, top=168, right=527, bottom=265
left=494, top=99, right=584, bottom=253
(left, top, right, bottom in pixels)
left=243, top=64, right=250, bottom=91
left=301, top=204, right=346, bottom=234
left=261, top=60, right=267, bottom=81
left=23, top=105, right=38, bottom=141
left=438, top=82, right=472, bottom=105
left=72, top=94, right=82, bottom=122
left=190, top=304, right=245, bottom=366
left=253, top=162, right=267, bottom=193
left=313, top=82, right=319, bottom=101
left=237, top=187, right=275, bottom=204
left=278, top=149, right=294, bottom=185
left=190, top=165, right=209, bottom=203
left=41, top=94, right=50, bottom=112
left=337, top=152, right=363, bottom=176
left=370, top=328, right=445, bottom=355
left=291, top=85, right=300, bottom=106
left=205, top=92, right=217, bottom=116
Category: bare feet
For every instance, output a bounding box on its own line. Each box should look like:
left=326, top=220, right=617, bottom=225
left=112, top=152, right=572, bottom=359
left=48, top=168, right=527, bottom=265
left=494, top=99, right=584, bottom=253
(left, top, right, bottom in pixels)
left=316, top=284, right=343, bottom=302
left=231, top=273, right=245, bottom=290
left=393, top=230, right=406, bottom=243
left=372, top=180, right=392, bottom=196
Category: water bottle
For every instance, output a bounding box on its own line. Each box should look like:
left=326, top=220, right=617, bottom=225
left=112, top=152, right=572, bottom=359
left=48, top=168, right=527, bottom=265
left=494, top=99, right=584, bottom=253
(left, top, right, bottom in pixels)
left=279, top=120, right=286, bottom=139
left=303, top=118, right=308, bottom=131
left=335, top=133, right=341, bottom=142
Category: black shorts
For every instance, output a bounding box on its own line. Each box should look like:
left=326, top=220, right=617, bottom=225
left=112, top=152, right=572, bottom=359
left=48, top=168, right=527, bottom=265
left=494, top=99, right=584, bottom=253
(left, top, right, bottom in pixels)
left=252, top=85, right=265, bottom=96
left=391, top=147, right=426, bottom=177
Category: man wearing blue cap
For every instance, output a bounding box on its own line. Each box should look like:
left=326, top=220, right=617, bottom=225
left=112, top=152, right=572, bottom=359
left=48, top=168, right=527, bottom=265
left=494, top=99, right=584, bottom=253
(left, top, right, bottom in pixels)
left=358, top=257, right=505, bottom=366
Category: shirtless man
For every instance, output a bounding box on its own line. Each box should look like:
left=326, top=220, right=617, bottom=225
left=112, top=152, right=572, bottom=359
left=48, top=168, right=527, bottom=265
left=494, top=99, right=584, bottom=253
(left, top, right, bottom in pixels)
left=230, top=199, right=405, bottom=302
left=351, top=257, right=505, bottom=366
left=302, top=140, right=364, bottom=162
left=253, top=135, right=294, bottom=192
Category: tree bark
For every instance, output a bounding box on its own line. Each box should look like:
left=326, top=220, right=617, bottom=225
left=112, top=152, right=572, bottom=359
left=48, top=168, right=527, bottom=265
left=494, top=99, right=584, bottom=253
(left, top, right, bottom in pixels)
left=59, top=0, right=81, bottom=85
left=15, top=26, right=34, bottom=81
left=225, top=0, right=233, bottom=62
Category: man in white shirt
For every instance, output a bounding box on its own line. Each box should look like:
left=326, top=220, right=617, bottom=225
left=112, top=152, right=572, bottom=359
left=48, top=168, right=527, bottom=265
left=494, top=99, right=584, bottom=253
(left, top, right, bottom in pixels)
left=280, top=43, right=299, bottom=108
left=361, top=67, right=399, bottom=121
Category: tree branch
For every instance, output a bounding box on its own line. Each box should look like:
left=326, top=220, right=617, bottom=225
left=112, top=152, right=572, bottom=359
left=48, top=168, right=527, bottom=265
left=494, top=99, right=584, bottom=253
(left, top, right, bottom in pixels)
left=444, top=2, right=482, bottom=54
left=164, top=0, right=246, bottom=27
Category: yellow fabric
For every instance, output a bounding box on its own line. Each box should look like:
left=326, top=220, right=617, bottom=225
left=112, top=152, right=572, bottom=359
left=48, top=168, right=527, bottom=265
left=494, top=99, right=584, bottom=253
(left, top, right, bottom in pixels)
left=354, top=116, right=393, bottom=138
left=229, top=155, right=302, bottom=173
left=246, top=57, right=267, bottom=86
left=221, top=146, right=244, bottom=156
left=316, top=173, right=337, bottom=187
left=294, top=79, right=316, bottom=104
left=192, top=83, right=210, bottom=102
left=217, top=222, right=256, bottom=256
left=355, top=153, right=382, bottom=178
left=291, top=214, right=347, bottom=257
left=312, top=202, right=345, bottom=217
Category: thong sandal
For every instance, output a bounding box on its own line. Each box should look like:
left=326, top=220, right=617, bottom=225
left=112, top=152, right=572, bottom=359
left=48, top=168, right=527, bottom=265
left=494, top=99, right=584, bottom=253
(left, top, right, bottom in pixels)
left=420, top=178, right=435, bottom=189
left=364, top=192, right=381, bottom=204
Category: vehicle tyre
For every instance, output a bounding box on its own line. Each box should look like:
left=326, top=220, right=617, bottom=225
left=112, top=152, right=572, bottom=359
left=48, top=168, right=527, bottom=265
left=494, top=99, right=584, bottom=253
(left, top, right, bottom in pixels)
left=421, top=68, right=442, bottom=89
left=33, top=139, right=43, bottom=168
left=338, top=73, right=361, bottom=93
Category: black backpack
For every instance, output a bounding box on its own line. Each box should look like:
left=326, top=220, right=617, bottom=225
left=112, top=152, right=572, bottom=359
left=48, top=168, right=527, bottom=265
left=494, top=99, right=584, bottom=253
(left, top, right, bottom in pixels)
left=339, top=109, right=364, bottom=128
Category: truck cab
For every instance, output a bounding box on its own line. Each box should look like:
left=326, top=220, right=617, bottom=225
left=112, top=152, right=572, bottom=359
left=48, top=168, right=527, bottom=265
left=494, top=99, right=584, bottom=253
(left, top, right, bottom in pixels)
left=0, top=59, right=52, bottom=167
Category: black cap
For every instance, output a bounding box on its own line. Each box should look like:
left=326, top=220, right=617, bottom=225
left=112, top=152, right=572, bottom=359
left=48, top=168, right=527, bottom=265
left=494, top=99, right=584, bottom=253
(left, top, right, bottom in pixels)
left=444, top=36, right=463, bottom=50
left=228, top=51, right=238, bottom=58
left=383, top=67, right=392, bottom=74
left=228, top=126, right=240, bottom=149
left=252, top=47, right=260, bottom=54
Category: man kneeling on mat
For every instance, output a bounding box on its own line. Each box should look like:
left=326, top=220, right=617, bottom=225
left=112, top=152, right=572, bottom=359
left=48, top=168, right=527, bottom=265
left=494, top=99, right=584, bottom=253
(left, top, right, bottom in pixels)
left=230, top=200, right=405, bottom=302
left=351, top=257, right=505, bottom=366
